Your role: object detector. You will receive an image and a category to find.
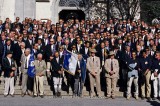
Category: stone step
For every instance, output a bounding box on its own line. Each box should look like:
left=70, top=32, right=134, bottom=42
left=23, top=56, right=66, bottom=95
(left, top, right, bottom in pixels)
left=0, top=77, right=124, bottom=97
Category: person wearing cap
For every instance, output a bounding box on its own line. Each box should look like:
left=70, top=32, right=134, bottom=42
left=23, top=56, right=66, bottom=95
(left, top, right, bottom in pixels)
left=87, top=49, right=102, bottom=98
left=2, top=51, right=16, bottom=97
left=104, top=51, right=119, bottom=99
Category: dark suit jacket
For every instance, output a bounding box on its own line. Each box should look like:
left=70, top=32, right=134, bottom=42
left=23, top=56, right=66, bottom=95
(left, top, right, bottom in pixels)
left=51, top=56, right=64, bottom=77
left=25, top=39, right=33, bottom=50
left=2, top=57, right=15, bottom=77
left=45, top=44, right=57, bottom=62
left=13, top=43, right=22, bottom=66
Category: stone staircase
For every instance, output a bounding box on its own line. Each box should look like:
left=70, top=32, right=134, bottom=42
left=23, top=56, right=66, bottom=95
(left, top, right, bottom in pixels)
left=0, top=76, right=123, bottom=97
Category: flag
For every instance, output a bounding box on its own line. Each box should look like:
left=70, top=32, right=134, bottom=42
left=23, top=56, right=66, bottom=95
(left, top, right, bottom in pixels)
left=80, top=58, right=86, bottom=83
left=27, top=51, right=35, bottom=78
left=63, top=50, right=78, bottom=75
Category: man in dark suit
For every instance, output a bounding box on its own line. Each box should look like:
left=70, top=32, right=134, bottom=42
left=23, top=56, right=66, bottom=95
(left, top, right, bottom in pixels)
left=139, top=50, right=152, bottom=101
left=51, top=52, right=64, bottom=97
left=5, top=39, right=14, bottom=56
left=2, top=51, right=16, bottom=97
left=81, top=41, right=90, bottom=61
left=73, top=54, right=86, bottom=98
left=45, top=38, right=57, bottom=72
left=37, top=38, right=45, bottom=57
left=76, top=37, right=83, bottom=54
left=121, top=45, right=132, bottom=89
left=25, top=33, right=33, bottom=50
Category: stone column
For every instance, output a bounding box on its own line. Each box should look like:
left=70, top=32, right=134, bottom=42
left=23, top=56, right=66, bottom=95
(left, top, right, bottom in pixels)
left=0, top=0, right=16, bottom=22
left=15, top=0, right=36, bottom=21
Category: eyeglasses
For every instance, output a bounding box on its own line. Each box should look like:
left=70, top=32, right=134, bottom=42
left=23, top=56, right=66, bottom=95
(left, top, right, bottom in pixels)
left=50, top=41, right=54, bottom=42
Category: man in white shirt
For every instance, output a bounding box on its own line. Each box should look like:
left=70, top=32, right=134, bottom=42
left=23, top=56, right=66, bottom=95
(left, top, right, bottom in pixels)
left=20, top=48, right=31, bottom=97
left=3, top=51, right=16, bottom=97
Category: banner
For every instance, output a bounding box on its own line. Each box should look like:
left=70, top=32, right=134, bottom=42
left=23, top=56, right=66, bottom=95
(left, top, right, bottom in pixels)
left=27, top=51, right=35, bottom=78
left=63, top=50, right=78, bottom=75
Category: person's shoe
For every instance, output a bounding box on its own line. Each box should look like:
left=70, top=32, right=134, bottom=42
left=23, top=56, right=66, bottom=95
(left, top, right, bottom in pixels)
left=40, top=95, right=44, bottom=98
left=21, top=93, right=25, bottom=97
left=152, top=97, right=157, bottom=100
left=126, top=96, right=130, bottom=100
left=4, top=95, right=8, bottom=97
left=141, top=96, right=145, bottom=100
left=80, top=94, right=84, bottom=98
left=106, top=96, right=110, bottom=99
left=54, top=93, right=57, bottom=98
left=72, top=94, right=77, bottom=98
left=97, top=94, right=102, bottom=98
left=33, top=95, right=37, bottom=98
left=111, top=96, right=115, bottom=99
left=147, top=97, right=151, bottom=101
left=135, top=96, right=139, bottom=100
left=90, top=93, right=94, bottom=98
left=57, top=92, right=61, bottom=97
left=10, top=94, right=14, bottom=97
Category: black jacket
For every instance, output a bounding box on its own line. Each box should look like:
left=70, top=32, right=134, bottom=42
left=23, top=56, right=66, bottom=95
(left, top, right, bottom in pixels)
left=2, top=57, right=15, bottom=77
left=51, top=56, right=64, bottom=77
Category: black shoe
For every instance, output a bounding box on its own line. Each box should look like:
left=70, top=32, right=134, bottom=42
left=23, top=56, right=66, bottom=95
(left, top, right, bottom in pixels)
left=21, top=93, right=25, bottom=97
left=10, top=94, right=14, bottom=97
left=57, top=92, right=61, bottom=98
left=152, top=97, right=157, bottom=100
left=54, top=93, right=57, bottom=98
left=33, top=95, right=37, bottom=98
left=4, top=95, right=8, bottom=97
left=141, top=97, right=145, bottom=100
left=147, top=97, right=151, bottom=101
left=112, top=97, right=115, bottom=99
left=72, top=94, right=77, bottom=98
left=40, top=95, right=44, bottom=98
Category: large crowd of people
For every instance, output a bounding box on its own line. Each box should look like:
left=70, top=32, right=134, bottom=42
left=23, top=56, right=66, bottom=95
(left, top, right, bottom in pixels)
left=0, top=17, right=160, bottom=101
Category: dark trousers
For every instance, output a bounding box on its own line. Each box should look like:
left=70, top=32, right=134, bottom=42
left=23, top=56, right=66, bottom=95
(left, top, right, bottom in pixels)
left=74, top=77, right=83, bottom=96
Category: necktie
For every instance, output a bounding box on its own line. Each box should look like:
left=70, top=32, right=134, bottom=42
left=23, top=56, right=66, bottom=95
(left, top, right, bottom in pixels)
left=7, top=46, right=10, bottom=51
left=25, top=58, right=27, bottom=69
left=39, top=61, right=41, bottom=66
left=111, top=60, right=113, bottom=71
left=93, top=57, right=94, bottom=62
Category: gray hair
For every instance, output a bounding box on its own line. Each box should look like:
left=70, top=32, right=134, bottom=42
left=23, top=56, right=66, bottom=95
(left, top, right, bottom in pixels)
left=37, top=53, right=43, bottom=58
left=25, top=48, right=31, bottom=53
left=21, top=42, right=25, bottom=46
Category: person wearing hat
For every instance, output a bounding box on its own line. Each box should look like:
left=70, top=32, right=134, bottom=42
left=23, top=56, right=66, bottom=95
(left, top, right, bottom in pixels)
left=2, top=51, right=16, bottom=97
left=104, top=51, right=119, bottom=99
left=87, top=49, right=102, bottom=98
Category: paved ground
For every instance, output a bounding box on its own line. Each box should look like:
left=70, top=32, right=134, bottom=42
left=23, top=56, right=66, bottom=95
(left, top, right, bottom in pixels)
left=0, top=96, right=159, bottom=106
